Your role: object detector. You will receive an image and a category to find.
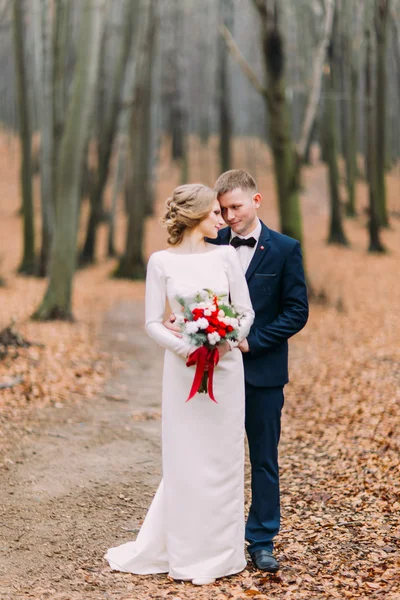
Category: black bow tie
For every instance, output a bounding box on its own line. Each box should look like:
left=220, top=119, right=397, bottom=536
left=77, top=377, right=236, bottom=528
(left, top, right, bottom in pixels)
left=230, top=236, right=257, bottom=249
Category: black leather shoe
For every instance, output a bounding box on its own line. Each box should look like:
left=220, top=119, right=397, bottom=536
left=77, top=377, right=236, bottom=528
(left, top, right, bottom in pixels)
left=249, top=549, right=280, bottom=572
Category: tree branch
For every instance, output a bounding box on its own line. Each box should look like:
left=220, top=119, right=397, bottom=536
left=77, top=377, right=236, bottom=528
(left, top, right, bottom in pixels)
left=219, top=24, right=267, bottom=97
left=253, top=0, right=268, bottom=21
left=391, top=7, right=400, bottom=67
left=297, top=0, right=335, bottom=159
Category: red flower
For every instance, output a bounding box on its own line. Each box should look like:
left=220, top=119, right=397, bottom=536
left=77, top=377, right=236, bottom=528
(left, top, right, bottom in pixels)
left=218, top=329, right=226, bottom=337
left=226, top=325, right=234, bottom=332
left=206, top=325, right=215, bottom=334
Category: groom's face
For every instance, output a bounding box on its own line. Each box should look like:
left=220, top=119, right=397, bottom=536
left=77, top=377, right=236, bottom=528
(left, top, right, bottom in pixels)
left=218, top=187, right=261, bottom=237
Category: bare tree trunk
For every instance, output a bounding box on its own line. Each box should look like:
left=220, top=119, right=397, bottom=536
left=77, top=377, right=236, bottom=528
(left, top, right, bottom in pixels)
left=106, top=5, right=142, bottom=257
left=53, top=0, right=70, bottom=192
left=337, top=1, right=350, bottom=163
left=218, top=0, right=233, bottom=173
left=392, top=9, right=400, bottom=94
left=107, top=134, right=127, bottom=257
left=325, top=34, right=349, bottom=246
left=80, top=0, right=134, bottom=265
left=374, top=0, right=390, bottom=226
left=303, top=119, right=318, bottom=165
left=297, top=0, right=335, bottom=161
left=114, top=0, right=156, bottom=280
left=365, top=27, right=385, bottom=253
left=255, top=2, right=303, bottom=245
left=33, top=0, right=55, bottom=276
left=13, top=0, right=36, bottom=275
left=33, top=0, right=105, bottom=320
left=166, top=0, right=187, bottom=182
left=346, top=60, right=359, bottom=216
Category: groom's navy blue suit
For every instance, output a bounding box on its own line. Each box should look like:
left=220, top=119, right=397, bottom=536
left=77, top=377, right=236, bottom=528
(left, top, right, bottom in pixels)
left=210, top=221, right=308, bottom=553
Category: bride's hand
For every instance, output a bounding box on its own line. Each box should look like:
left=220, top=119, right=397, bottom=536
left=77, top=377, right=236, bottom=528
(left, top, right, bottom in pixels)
left=163, top=314, right=183, bottom=338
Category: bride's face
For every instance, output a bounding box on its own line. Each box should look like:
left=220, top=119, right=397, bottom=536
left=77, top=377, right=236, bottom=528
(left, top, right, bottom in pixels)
left=197, top=198, right=225, bottom=239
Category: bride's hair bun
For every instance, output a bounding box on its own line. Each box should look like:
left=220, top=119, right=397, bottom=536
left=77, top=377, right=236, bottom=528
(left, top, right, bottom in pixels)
left=162, top=184, right=215, bottom=246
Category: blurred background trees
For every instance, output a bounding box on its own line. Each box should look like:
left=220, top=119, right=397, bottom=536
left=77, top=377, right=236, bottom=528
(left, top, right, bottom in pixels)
left=0, top=0, right=399, bottom=318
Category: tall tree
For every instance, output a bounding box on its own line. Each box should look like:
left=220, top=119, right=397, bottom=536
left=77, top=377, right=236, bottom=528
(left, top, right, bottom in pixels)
left=163, top=0, right=188, bottom=183
left=107, top=134, right=127, bottom=257
left=365, top=27, right=385, bottom=252
left=297, top=0, right=335, bottom=162
left=114, top=0, right=157, bottom=280
left=344, top=0, right=365, bottom=216
left=32, top=0, right=55, bottom=276
left=106, top=9, right=144, bottom=258
left=218, top=0, right=233, bottom=173
left=325, top=25, right=349, bottom=246
left=336, top=0, right=363, bottom=218
left=34, top=0, right=105, bottom=320
left=79, top=0, right=134, bottom=265
left=222, top=0, right=335, bottom=251
left=392, top=6, right=400, bottom=93
left=251, top=0, right=303, bottom=245
left=53, top=0, right=70, bottom=190
left=13, top=0, right=36, bottom=274
left=374, top=0, right=390, bottom=226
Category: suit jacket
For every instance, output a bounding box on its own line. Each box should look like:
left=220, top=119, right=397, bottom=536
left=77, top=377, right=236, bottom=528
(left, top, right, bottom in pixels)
left=209, top=221, right=309, bottom=387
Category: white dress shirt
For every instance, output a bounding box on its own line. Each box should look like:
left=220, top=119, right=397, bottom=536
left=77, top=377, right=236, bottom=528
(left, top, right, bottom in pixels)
left=230, top=218, right=262, bottom=273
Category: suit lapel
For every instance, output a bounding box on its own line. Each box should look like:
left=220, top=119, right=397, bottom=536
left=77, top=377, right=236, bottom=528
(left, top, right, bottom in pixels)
left=245, top=222, right=271, bottom=282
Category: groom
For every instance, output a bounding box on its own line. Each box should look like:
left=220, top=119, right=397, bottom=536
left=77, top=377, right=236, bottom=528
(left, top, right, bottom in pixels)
left=212, top=169, right=308, bottom=572
left=166, top=169, right=308, bottom=572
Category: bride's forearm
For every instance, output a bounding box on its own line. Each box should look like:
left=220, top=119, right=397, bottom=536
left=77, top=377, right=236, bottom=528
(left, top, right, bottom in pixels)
left=146, top=322, right=191, bottom=358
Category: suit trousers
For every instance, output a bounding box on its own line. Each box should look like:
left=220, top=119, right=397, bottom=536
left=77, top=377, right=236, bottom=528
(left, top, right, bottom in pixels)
left=245, top=383, right=284, bottom=554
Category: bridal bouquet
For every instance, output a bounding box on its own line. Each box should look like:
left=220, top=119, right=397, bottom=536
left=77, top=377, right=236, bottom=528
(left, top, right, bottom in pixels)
left=175, top=289, right=242, bottom=403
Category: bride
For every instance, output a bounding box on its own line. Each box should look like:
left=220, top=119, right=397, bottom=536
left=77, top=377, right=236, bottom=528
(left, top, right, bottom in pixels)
left=105, top=184, right=254, bottom=586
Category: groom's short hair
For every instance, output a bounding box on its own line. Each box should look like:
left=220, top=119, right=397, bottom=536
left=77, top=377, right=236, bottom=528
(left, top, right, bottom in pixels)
left=214, top=169, right=258, bottom=198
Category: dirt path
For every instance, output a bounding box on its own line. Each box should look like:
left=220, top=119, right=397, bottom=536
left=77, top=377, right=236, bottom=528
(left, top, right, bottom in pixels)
left=0, top=300, right=167, bottom=600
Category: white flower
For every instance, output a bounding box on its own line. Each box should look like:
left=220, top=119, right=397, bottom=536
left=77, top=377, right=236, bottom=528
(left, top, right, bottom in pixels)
left=196, top=317, right=209, bottom=330
left=230, top=318, right=239, bottom=328
left=174, top=313, right=185, bottom=324
left=204, top=309, right=212, bottom=316
left=199, top=290, right=209, bottom=300
left=218, top=310, right=225, bottom=318
left=207, top=332, right=221, bottom=345
left=218, top=316, right=230, bottom=326
left=185, top=321, right=199, bottom=334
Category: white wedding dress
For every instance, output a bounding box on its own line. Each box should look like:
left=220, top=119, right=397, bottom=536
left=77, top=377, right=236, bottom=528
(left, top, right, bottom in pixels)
left=105, top=245, right=254, bottom=581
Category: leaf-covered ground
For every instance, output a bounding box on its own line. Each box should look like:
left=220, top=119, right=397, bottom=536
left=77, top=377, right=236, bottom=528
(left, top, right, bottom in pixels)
left=0, top=136, right=399, bottom=599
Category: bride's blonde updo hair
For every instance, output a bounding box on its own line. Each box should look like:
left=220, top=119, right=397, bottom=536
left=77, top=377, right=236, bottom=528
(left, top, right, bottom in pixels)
left=162, top=184, right=215, bottom=246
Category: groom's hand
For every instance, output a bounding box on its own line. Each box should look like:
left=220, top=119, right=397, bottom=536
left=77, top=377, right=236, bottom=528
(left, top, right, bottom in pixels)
left=217, top=341, right=231, bottom=360
left=163, top=314, right=182, bottom=338
left=238, top=339, right=250, bottom=353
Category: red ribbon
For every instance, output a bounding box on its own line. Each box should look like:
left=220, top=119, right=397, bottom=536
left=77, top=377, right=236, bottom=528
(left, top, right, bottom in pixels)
left=185, top=346, right=219, bottom=403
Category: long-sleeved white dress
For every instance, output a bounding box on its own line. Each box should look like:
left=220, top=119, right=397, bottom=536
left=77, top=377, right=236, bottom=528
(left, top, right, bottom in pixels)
left=105, top=244, right=254, bottom=582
